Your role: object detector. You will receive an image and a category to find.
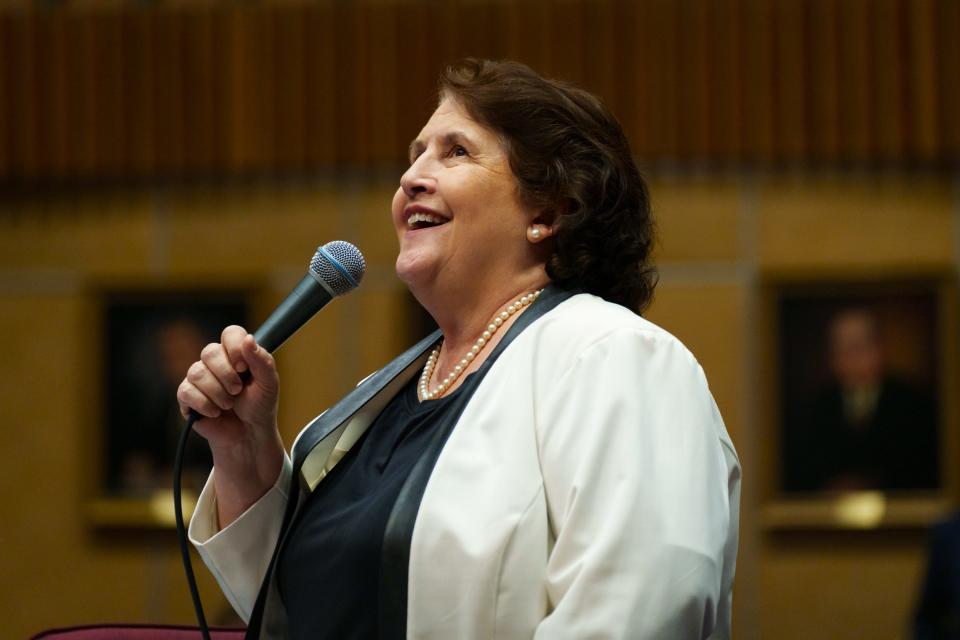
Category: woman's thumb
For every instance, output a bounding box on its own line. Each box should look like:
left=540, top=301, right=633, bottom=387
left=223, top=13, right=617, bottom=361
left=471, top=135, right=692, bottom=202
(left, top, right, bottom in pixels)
left=240, top=334, right=279, bottom=393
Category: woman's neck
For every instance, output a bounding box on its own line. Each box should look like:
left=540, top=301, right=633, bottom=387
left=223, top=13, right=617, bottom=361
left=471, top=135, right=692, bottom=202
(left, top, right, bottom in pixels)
left=438, top=289, right=533, bottom=361
left=413, top=271, right=549, bottom=395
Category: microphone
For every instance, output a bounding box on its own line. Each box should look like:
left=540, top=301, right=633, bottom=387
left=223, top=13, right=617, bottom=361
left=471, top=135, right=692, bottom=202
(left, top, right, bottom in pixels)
left=175, top=240, right=365, bottom=640
left=252, top=240, right=366, bottom=352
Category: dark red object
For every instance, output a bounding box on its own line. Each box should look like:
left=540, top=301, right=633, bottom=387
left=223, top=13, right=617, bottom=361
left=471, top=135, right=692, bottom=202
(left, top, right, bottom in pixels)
left=30, top=624, right=245, bottom=640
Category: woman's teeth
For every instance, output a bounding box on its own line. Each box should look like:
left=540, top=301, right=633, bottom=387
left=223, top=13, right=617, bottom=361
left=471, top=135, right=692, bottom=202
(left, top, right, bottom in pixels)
left=407, top=212, right=447, bottom=229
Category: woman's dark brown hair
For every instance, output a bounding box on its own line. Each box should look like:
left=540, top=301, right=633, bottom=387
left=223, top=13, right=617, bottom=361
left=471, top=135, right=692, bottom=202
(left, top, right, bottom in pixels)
left=439, top=58, right=656, bottom=313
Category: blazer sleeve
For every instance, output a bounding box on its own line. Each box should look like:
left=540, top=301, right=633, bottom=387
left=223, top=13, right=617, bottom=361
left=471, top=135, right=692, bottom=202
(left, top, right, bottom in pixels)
left=188, top=453, right=293, bottom=622
left=533, top=328, right=739, bottom=640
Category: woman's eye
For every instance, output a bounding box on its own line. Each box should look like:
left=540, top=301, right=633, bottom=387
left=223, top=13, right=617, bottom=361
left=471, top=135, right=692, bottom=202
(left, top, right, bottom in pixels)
left=451, top=145, right=468, bottom=157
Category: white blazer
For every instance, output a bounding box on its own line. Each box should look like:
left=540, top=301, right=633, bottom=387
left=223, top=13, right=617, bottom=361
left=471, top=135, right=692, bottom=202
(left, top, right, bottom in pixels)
left=190, top=291, right=741, bottom=639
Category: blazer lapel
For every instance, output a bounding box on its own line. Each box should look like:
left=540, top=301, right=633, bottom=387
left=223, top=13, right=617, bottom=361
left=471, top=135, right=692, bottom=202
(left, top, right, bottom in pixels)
left=292, top=328, right=442, bottom=475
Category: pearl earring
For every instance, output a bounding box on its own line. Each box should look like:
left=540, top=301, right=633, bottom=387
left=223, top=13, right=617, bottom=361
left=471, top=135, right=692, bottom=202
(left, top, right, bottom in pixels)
left=529, top=226, right=542, bottom=241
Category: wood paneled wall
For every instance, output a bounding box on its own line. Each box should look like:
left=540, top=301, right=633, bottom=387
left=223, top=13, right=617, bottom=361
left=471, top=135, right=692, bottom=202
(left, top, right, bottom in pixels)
left=1, top=0, right=958, bottom=184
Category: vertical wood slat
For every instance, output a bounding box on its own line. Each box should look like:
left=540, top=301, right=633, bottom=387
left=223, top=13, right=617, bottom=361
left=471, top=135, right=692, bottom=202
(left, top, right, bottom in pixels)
left=677, top=0, right=711, bottom=161
left=257, top=6, right=277, bottom=170
left=224, top=6, right=276, bottom=172
left=483, top=1, right=511, bottom=62
left=367, top=2, right=398, bottom=168
left=33, top=12, right=64, bottom=175
left=55, top=11, right=73, bottom=177
left=837, top=0, right=873, bottom=163
left=740, top=0, right=776, bottom=163
left=71, top=12, right=99, bottom=176
left=223, top=5, right=271, bottom=171
left=100, top=11, right=126, bottom=175
left=49, top=12, right=70, bottom=175
left=634, top=0, right=657, bottom=159
left=502, top=0, right=552, bottom=79
left=642, top=0, right=680, bottom=160
left=936, top=0, right=960, bottom=155
left=807, top=0, right=840, bottom=162
left=391, top=0, right=435, bottom=162
left=31, top=12, right=52, bottom=175
left=584, top=0, right=618, bottom=121
left=333, top=1, right=364, bottom=166
left=710, top=0, right=743, bottom=162
left=209, top=8, right=231, bottom=172
left=0, top=14, right=10, bottom=177
left=181, top=7, right=216, bottom=173
left=451, top=0, right=499, bottom=67
left=11, top=11, right=39, bottom=177
left=550, top=1, right=586, bottom=86
left=908, top=0, right=939, bottom=161
left=774, top=0, right=807, bottom=163
left=86, top=12, right=104, bottom=174
left=224, top=7, right=245, bottom=171
left=610, top=0, right=643, bottom=160
left=123, top=8, right=156, bottom=176
left=303, top=1, right=337, bottom=168
left=153, top=9, right=185, bottom=173
left=872, top=0, right=905, bottom=162
left=272, top=6, right=306, bottom=170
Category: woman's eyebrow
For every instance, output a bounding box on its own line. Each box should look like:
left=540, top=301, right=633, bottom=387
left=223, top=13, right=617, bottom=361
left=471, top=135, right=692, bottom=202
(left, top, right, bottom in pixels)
left=440, top=131, right=474, bottom=149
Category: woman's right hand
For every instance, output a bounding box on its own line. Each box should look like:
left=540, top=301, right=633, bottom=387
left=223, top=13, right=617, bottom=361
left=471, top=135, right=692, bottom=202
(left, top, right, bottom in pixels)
left=177, top=325, right=285, bottom=527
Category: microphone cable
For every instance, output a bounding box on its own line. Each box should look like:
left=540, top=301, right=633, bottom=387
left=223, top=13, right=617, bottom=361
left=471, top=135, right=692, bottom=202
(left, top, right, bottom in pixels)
left=174, top=411, right=213, bottom=640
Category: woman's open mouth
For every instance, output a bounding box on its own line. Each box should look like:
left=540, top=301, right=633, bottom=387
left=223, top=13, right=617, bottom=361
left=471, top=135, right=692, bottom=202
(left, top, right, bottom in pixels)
left=407, top=212, right=449, bottom=231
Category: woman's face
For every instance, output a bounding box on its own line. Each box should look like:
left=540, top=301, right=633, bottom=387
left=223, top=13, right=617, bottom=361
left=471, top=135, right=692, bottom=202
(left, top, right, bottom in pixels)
left=392, top=98, right=536, bottom=296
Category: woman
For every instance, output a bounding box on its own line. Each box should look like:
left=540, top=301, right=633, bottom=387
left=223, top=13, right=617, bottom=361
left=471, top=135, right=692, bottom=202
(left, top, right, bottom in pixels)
left=183, top=59, right=740, bottom=639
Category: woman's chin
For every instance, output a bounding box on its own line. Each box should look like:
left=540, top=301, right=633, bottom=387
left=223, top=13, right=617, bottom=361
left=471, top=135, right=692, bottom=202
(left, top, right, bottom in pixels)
left=395, top=253, right=436, bottom=290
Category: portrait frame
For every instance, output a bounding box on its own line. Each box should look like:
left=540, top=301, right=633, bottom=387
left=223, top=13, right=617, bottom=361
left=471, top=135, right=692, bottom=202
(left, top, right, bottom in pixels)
left=86, top=286, right=251, bottom=529
left=758, top=272, right=959, bottom=530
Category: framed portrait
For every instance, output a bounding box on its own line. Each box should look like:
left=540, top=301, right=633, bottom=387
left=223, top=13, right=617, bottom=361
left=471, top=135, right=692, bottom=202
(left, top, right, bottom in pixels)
left=87, top=289, right=249, bottom=528
left=761, top=275, right=958, bottom=529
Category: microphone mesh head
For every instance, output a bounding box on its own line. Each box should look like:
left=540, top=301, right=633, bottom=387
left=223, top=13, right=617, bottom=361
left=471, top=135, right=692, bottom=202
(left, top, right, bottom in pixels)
left=309, top=240, right=366, bottom=296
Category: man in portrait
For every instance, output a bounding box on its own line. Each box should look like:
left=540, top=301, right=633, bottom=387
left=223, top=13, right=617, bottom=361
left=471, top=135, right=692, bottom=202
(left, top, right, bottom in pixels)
left=784, top=307, right=939, bottom=493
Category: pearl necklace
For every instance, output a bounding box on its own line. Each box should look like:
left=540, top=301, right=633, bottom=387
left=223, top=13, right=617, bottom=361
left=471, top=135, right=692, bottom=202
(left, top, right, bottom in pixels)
left=418, top=289, right=543, bottom=402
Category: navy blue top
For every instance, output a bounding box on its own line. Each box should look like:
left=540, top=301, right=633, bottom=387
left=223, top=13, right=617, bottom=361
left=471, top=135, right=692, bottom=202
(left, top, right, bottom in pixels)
left=276, top=374, right=459, bottom=640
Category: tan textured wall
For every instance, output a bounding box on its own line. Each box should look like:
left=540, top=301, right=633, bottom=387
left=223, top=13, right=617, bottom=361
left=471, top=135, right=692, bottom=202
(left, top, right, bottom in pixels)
left=0, top=182, right=415, bottom=634
left=1, top=175, right=957, bottom=638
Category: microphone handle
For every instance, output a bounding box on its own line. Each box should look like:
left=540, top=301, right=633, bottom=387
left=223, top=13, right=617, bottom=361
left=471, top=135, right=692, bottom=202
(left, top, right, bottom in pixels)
left=253, top=272, right=334, bottom=353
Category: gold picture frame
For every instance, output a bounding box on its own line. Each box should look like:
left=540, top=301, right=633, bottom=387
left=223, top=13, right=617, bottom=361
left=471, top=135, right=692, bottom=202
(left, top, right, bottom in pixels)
left=758, top=272, right=958, bottom=530
left=87, top=287, right=249, bottom=529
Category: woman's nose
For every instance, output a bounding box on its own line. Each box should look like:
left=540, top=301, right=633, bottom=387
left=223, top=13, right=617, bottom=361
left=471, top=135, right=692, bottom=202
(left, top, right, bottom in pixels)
left=400, top=158, right=436, bottom=199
